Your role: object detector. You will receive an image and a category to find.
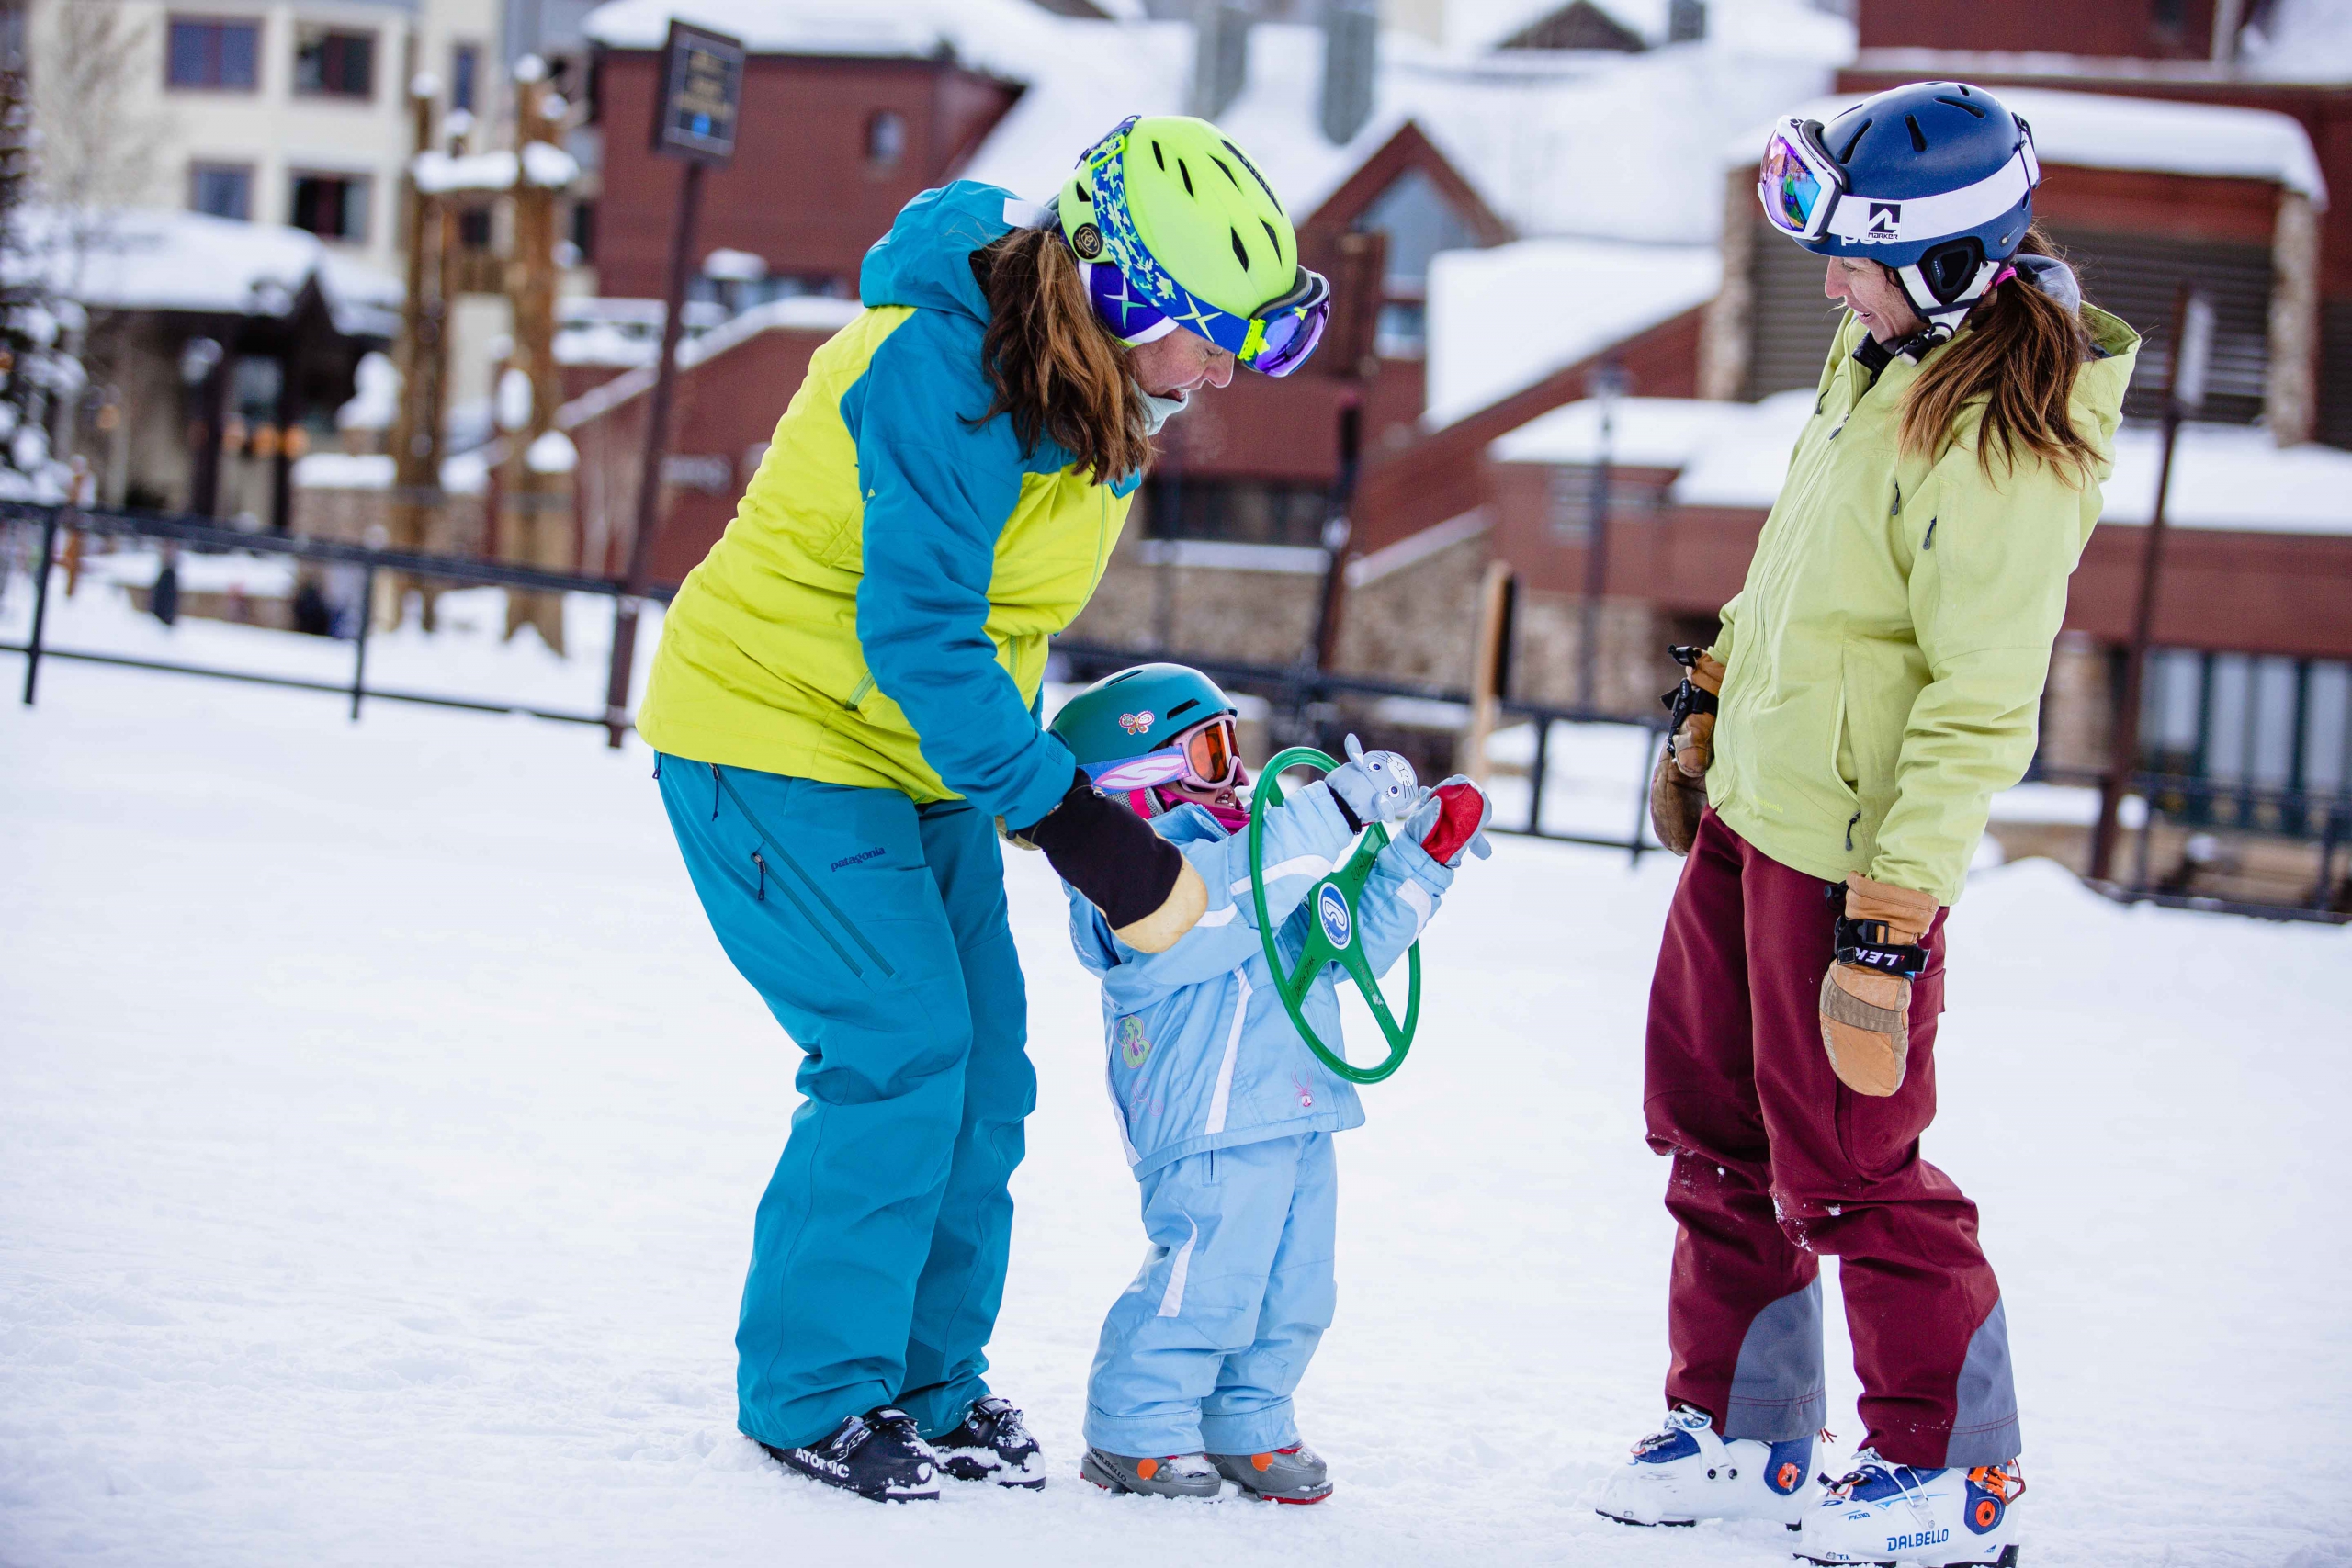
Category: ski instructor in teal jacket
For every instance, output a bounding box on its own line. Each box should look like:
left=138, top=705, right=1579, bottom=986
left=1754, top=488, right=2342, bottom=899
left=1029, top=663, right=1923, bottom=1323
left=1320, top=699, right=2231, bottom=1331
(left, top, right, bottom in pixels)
left=636, top=116, right=1331, bottom=1503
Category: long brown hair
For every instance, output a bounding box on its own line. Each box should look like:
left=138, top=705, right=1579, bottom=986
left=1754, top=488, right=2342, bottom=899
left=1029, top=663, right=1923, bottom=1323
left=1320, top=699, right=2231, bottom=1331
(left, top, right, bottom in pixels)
left=1900, top=228, right=2098, bottom=483
left=967, top=226, right=1150, bottom=485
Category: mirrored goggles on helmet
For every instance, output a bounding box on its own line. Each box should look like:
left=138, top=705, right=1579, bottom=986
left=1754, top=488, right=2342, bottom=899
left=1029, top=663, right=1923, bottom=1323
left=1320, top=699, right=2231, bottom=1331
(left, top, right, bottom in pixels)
left=1081, top=715, right=1241, bottom=795
left=1757, top=113, right=2042, bottom=249
left=1758, top=117, right=1846, bottom=242
left=1075, top=116, right=1331, bottom=378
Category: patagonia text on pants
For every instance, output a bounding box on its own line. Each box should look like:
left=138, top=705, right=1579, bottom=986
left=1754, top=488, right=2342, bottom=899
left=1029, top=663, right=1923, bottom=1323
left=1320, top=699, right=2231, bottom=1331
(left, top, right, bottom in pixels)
left=1643, top=809, right=2018, bottom=1469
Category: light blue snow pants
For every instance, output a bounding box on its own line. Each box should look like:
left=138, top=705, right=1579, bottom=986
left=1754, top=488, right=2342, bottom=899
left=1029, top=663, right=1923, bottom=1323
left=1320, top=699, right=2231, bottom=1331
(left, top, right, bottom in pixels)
left=658, top=757, right=1033, bottom=1451
left=1086, top=1132, right=1339, bottom=1458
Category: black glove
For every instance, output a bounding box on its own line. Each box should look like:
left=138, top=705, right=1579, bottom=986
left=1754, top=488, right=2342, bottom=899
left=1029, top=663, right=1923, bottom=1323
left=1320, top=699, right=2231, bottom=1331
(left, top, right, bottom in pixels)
left=1014, top=770, right=1206, bottom=953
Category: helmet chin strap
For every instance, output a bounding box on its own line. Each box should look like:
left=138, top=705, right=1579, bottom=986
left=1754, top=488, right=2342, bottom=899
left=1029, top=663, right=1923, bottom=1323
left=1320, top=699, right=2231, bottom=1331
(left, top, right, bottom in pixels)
left=1886, top=257, right=2003, bottom=362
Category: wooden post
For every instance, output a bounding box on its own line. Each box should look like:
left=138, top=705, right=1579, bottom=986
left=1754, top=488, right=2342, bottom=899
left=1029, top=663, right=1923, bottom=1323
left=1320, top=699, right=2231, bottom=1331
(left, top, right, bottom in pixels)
left=1458, top=558, right=1513, bottom=784
left=501, top=61, right=571, bottom=653
left=383, top=77, right=449, bottom=632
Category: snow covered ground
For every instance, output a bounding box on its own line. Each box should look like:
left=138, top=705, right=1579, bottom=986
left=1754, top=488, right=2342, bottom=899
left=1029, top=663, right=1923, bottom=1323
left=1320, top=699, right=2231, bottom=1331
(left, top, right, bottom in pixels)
left=5, top=592, right=2350, bottom=1567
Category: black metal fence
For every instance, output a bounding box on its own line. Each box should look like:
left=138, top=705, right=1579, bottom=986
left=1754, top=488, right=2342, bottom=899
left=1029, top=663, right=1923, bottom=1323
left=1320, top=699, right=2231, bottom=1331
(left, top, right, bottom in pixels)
left=6, top=503, right=2344, bottom=921
left=1, top=501, right=674, bottom=728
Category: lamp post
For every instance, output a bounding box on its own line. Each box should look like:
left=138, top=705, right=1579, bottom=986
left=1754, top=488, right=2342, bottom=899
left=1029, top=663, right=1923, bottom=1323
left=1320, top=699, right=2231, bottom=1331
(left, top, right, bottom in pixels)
left=603, top=20, right=743, bottom=749
left=2091, top=285, right=2211, bottom=884
left=1577, top=358, right=1627, bottom=714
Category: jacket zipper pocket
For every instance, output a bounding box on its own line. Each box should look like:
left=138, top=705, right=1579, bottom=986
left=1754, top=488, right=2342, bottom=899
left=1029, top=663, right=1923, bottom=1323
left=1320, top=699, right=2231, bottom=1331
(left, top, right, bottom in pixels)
left=844, top=673, right=876, bottom=710
left=713, top=768, right=898, bottom=978
left=751, top=849, right=862, bottom=976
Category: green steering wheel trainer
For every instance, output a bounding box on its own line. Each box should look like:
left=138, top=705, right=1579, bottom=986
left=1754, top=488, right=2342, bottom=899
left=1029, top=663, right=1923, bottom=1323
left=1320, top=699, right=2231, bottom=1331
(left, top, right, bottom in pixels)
left=1246, top=746, right=1422, bottom=1085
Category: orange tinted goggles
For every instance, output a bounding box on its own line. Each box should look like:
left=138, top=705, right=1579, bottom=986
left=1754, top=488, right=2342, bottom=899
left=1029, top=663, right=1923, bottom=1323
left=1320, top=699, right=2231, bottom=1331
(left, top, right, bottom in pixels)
left=1179, top=716, right=1239, bottom=787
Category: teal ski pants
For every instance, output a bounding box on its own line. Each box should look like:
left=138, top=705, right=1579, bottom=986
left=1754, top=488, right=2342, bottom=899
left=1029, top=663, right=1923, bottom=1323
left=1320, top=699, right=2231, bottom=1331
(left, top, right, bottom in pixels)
left=657, top=756, right=1034, bottom=1450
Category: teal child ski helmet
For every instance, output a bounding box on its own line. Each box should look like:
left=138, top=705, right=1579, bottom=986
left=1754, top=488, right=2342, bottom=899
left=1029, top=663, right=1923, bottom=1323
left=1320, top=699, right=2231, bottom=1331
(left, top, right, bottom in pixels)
left=1052, top=662, right=1237, bottom=772
left=1758, top=81, right=2041, bottom=346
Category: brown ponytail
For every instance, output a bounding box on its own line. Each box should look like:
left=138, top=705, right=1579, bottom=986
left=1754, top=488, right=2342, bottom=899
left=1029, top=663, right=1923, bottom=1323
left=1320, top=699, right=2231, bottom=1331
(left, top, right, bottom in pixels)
left=1901, top=228, right=2099, bottom=484
left=967, top=226, right=1150, bottom=485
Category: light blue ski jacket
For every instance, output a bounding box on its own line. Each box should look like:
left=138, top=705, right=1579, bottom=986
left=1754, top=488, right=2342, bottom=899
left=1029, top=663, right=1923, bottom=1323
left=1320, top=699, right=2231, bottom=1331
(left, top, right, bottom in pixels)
left=1065, top=782, right=1453, bottom=1179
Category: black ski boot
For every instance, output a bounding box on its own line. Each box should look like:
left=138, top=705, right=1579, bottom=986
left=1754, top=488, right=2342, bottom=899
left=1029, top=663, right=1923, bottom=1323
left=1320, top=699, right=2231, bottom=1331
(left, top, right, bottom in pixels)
left=933, top=1395, right=1046, bottom=1489
left=759, top=1407, right=938, bottom=1503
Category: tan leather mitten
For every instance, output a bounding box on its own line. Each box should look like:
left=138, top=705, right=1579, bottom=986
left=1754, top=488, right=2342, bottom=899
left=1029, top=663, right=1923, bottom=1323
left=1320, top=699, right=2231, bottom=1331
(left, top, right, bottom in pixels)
left=1817, top=873, right=1939, bottom=1097
left=1649, top=652, right=1725, bottom=856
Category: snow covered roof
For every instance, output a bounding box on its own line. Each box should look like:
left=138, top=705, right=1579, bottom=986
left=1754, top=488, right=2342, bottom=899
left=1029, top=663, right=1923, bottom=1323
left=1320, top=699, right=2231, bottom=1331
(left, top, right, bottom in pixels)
left=1728, top=87, right=2329, bottom=206
left=556, top=295, right=865, bottom=424
left=1489, top=395, right=1756, bottom=467
left=1655, top=389, right=2352, bottom=535
left=579, top=0, right=1058, bottom=79
left=1423, top=238, right=1719, bottom=427
left=18, top=209, right=403, bottom=338
left=582, top=1, right=1849, bottom=245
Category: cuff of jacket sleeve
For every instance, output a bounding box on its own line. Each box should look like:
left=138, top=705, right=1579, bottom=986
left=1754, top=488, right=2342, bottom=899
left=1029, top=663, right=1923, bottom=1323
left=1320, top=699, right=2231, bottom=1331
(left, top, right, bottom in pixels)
left=997, top=731, right=1082, bottom=835
left=1380, top=827, right=1457, bottom=891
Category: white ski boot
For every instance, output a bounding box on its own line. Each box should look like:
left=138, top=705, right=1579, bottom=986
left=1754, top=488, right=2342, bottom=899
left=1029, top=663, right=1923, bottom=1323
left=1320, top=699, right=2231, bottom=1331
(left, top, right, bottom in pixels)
left=1596, top=1405, right=1816, bottom=1529
left=1795, top=1450, right=2024, bottom=1565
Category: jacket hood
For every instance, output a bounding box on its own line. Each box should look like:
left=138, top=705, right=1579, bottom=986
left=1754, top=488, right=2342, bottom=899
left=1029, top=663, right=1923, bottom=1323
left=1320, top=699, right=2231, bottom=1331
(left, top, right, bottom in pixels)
left=859, top=180, right=1052, bottom=322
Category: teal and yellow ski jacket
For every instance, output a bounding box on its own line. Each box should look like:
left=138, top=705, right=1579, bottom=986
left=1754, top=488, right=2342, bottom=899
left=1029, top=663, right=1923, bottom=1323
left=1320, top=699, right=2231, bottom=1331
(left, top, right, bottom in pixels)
left=639, top=183, right=1137, bottom=831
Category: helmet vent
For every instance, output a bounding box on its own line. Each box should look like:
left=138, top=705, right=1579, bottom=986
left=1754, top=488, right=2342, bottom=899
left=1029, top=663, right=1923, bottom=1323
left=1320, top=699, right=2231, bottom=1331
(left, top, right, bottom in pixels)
left=1836, top=119, right=1871, bottom=162
left=1229, top=228, right=1250, bottom=271
left=1106, top=670, right=1143, bottom=685
left=1151, top=140, right=1166, bottom=171
left=1935, top=93, right=1987, bottom=118
left=1165, top=698, right=1201, bottom=720
left=1210, top=154, right=1242, bottom=190
left=1261, top=218, right=1283, bottom=261
left=1179, top=159, right=1195, bottom=197
left=1905, top=115, right=1928, bottom=152
left=1221, top=139, right=1283, bottom=212
left=1075, top=183, right=1091, bottom=204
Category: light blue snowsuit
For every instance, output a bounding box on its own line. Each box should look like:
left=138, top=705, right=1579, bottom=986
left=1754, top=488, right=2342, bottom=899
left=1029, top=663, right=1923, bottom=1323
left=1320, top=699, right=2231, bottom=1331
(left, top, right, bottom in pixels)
left=1066, top=782, right=1453, bottom=1457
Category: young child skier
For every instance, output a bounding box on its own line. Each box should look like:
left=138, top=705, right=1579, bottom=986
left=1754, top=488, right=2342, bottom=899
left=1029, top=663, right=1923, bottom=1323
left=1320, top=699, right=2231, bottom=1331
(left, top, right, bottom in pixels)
left=1041, top=663, right=1493, bottom=1504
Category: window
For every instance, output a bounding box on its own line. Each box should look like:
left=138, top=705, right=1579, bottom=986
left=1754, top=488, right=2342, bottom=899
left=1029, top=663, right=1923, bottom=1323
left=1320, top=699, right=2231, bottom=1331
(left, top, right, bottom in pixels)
left=288, top=171, right=369, bottom=242
left=166, top=17, right=258, bottom=90
left=1350, top=168, right=1483, bottom=357
left=866, top=109, right=908, bottom=167
left=1145, top=479, right=1330, bottom=548
left=569, top=200, right=596, bottom=264
left=294, top=27, right=373, bottom=98
left=189, top=163, right=253, bottom=220
left=450, top=43, right=479, bottom=112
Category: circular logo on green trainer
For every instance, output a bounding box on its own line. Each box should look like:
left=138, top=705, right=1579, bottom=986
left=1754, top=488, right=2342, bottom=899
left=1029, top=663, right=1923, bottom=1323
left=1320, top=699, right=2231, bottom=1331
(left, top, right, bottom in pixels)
left=1117, top=1014, right=1151, bottom=1068
left=1317, top=885, right=1352, bottom=950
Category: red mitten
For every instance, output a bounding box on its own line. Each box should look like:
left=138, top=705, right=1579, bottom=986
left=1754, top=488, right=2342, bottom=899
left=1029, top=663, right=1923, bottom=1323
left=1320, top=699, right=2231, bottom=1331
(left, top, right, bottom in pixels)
left=1413, top=778, right=1494, bottom=868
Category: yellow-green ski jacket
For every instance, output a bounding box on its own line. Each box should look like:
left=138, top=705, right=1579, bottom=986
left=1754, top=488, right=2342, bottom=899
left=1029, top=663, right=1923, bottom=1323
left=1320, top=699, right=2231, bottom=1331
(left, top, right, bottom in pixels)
left=1705, top=305, right=2140, bottom=905
left=638, top=183, right=1135, bottom=831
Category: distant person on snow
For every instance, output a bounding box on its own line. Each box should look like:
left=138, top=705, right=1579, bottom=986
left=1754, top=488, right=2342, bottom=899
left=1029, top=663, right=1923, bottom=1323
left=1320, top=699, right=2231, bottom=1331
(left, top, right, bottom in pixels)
left=1048, top=664, right=1492, bottom=1504
left=634, top=116, right=1334, bottom=1502
left=1607, top=82, right=2140, bottom=1565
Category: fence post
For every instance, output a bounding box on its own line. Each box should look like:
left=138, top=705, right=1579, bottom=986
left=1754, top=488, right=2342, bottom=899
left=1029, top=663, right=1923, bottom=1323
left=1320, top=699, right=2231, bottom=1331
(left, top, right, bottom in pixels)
left=350, top=565, right=377, bottom=721
left=20, top=513, right=59, bottom=705
left=1526, top=714, right=1551, bottom=836
left=1627, top=727, right=1657, bottom=864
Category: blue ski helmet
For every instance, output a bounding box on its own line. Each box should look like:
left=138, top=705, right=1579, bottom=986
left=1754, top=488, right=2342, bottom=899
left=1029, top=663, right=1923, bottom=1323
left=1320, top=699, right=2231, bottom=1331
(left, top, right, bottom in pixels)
left=1758, top=82, right=2041, bottom=342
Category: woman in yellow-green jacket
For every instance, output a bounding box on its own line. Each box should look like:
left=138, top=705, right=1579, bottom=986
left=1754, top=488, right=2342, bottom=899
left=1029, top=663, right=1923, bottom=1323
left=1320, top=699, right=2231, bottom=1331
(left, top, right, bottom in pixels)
left=1601, top=85, right=2138, bottom=1561
left=636, top=117, right=1334, bottom=1500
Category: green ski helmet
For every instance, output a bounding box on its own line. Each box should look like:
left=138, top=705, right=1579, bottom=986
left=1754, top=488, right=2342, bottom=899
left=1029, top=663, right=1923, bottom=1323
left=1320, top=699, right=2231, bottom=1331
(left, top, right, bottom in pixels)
left=1052, top=662, right=1237, bottom=774
left=1060, top=115, right=1331, bottom=377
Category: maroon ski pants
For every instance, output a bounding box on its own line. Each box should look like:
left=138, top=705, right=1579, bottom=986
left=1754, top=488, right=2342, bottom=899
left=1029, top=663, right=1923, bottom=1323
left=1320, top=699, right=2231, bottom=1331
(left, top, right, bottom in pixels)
left=1643, top=809, right=2018, bottom=1469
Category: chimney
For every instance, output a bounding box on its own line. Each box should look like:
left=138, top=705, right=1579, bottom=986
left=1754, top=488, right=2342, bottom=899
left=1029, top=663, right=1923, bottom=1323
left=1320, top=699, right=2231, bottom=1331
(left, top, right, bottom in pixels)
left=1192, top=4, right=1252, bottom=121
left=1667, top=0, right=1706, bottom=42
left=1321, top=0, right=1376, bottom=145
